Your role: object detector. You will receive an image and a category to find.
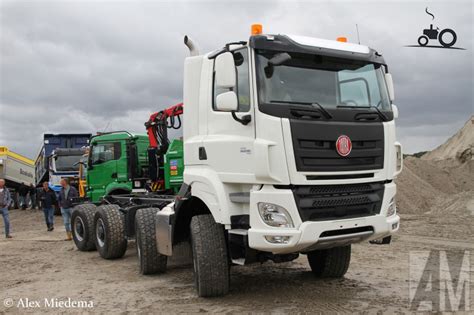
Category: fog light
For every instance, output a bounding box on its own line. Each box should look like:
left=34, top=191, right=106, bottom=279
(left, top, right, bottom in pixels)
left=387, top=197, right=396, bottom=217
left=392, top=222, right=398, bottom=230
left=265, top=235, right=291, bottom=244
left=134, top=181, right=141, bottom=188
left=258, top=203, right=294, bottom=228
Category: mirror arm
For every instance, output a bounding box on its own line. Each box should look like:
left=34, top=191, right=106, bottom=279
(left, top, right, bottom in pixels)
left=231, top=111, right=252, bottom=125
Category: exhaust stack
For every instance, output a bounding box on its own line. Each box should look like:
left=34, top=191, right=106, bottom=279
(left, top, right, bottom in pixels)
left=184, top=35, right=199, bottom=56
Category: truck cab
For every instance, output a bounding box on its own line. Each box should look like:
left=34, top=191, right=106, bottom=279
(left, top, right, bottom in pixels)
left=156, top=28, right=402, bottom=296
left=86, top=132, right=150, bottom=202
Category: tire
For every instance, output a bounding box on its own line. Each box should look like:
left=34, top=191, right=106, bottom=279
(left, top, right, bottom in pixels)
left=190, top=214, right=229, bottom=297
left=438, top=28, right=457, bottom=47
left=135, top=208, right=167, bottom=275
left=417, top=35, right=429, bottom=46
left=94, top=204, right=128, bottom=259
left=307, top=245, right=351, bottom=278
left=72, top=204, right=97, bottom=251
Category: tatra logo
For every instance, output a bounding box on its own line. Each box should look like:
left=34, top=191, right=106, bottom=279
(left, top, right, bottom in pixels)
left=336, top=135, right=352, bottom=157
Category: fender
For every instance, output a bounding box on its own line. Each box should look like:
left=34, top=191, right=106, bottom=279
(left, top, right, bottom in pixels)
left=184, top=166, right=232, bottom=224
left=105, top=182, right=131, bottom=196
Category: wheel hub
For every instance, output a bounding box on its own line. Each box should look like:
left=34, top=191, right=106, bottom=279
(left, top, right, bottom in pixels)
left=74, top=216, right=85, bottom=242
left=96, top=218, right=106, bottom=247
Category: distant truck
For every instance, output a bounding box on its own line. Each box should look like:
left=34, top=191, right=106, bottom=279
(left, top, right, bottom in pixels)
left=80, top=131, right=183, bottom=203
left=0, top=146, right=35, bottom=208
left=35, top=133, right=91, bottom=187
left=48, top=147, right=88, bottom=193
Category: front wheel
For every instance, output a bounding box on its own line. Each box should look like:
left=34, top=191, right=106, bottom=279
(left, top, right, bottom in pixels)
left=135, top=208, right=167, bottom=275
left=72, top=204, right=97, bottom=251
left=418, top=35, right=429, bottom=46
left=307, top=245, right=351, bottom=278
left=94, top=204, right=128, bottom=259
left=190, top=214, right=229, bottom=297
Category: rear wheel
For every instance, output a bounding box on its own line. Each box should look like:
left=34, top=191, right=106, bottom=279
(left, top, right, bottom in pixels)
left=72, top=204, right=97, bottom=251
left=94, top=204, right=127, bottom=259
left=190, top=214, right=229, bottom=297
left=438, top=28, right=457, bottom=47
left=135, top=208, right=167, bottom=275
left=307, top=245, right=351, bottom=278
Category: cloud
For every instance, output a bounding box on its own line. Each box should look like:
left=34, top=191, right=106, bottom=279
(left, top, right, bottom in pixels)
left=0, top=0, right=472, bottom=158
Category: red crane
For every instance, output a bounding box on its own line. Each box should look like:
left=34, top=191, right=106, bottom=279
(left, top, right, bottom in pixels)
left=144, top=102, right=183, bottom=191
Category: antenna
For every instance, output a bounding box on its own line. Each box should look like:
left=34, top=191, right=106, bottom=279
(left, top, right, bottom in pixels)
left=356, top=24, right=361, bottom=44
left=103, top=121, right=111, bottom=133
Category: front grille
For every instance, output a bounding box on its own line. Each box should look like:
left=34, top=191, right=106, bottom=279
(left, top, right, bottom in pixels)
left=292, top=182, right=385, bottom=221
left=290, top=120, right=384, bottom=172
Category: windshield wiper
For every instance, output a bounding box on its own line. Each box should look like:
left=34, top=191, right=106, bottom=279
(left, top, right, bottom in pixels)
left=337, top=105, right=388, bottom=121
left=270, top=100, right=332, bottom=119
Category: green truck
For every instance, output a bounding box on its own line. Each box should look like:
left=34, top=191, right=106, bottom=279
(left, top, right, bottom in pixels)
left=84, top=131, right=183, bottom=203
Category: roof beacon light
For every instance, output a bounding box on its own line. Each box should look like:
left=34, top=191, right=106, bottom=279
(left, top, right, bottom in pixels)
left=251, top=24, right=263, bottom=35
left=337, top=37, right=348, bottom=42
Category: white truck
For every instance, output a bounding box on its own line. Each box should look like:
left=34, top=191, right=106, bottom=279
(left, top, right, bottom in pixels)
left=0, top=146, right=35, bottom=208
left=71, top=25, right=402, bottom=297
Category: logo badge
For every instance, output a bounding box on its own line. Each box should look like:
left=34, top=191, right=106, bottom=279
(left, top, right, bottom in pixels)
left=336, top=135, right=352, bottom=157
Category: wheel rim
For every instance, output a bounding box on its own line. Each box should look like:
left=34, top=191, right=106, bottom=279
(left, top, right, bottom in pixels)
left=136, top=231, right=142, bottom=267
left=74, top=216, right=85, bottom=242
left=96, top=218, right=106, bottom=248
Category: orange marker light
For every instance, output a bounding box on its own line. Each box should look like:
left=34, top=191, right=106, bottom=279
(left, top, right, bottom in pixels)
left=251, top=24, right=263, bottom=35
left=337, top=37, right=348, bottom=42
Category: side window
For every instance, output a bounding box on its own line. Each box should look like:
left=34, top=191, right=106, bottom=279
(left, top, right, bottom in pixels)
left=90, top=142, right=121, bottom=165
left=213, top=48, right=250, bottom=112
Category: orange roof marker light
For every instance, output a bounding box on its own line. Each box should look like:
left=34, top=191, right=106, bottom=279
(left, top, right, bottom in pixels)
left=251, top=24, right=263, bottom=35
left=337, top=37, right=348, bottom=42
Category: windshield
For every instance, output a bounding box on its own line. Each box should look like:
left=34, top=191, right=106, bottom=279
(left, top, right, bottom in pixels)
left=255, top=50, right=391, bottom=110
left=54, top=155, right=81, bottom=172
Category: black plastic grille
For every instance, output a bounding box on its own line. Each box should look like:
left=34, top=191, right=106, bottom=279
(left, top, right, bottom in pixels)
left=290, top=120, right=384, bottom=172
left=292, top=182, right=385, bottom=221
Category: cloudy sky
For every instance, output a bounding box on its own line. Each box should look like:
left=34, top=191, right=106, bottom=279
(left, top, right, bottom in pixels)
left=0, top=0, right=472, bottom=159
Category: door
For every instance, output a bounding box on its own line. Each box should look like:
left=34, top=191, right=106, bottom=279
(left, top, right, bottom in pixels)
left=204, top=47, right=256, bottom=183
left=87, top=142, right=121, bottom=201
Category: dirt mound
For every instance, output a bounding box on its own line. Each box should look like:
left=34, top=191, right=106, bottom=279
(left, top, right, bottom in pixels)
left=396, top=117, right=474, bottom=215
left=422, top=116, right=474, bottom=161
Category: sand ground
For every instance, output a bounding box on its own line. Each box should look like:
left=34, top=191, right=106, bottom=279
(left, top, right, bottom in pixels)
left=0, top=207, right=472, bottom=314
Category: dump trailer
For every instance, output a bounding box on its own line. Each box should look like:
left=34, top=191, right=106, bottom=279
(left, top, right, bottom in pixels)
left=72, top=25, right=403, bottom=298
left=35, top=133, right=91, bottom=186
left=0, top=146, right=35, bottom=208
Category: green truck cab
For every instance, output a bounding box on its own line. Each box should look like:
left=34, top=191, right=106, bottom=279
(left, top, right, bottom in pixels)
left=86, top=132, right=183, bottom=203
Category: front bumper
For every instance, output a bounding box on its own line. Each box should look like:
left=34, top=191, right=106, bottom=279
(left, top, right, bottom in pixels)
left=248, top=182, right=399, bottom=254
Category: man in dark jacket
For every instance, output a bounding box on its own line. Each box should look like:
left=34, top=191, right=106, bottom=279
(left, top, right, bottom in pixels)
left=58, top=178, right=78, bottom=240
left=18, top=182, right=29, bottom=210
left=38, top=181, right=57, bottom=231
left=0, top=179, right=13, bottom=238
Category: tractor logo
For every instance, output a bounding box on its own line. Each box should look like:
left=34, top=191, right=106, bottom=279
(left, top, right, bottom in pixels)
left=407, top=7, right=463, bottom=49
left=336, top=135, right=352, bottom=157
left=418, top=8, right=457, bottom=48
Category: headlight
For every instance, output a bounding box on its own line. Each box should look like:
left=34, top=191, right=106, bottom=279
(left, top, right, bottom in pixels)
left=387, top=197, right=396, bottom=217
left=258, top=202, right=294, bottom=228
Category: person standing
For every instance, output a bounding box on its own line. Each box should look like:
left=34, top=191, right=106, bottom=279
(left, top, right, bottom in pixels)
left=0, top=179, right=13, bottom=238
left=38, top=182, right=57, bottom=231
left=29, top=184, right=37, bottom=210
left=58, top=178, right=78, bottom=241
left=18, top=182, right=29, bottom=210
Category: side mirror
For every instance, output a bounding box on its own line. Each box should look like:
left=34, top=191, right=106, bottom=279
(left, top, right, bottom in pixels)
left=215, top=52, right=236, bottom=88
left=392, top=104, right=399, bottom=119
left=216, top=91, right=238, bottom=112
left=385, top=73, right=395, bottom=102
